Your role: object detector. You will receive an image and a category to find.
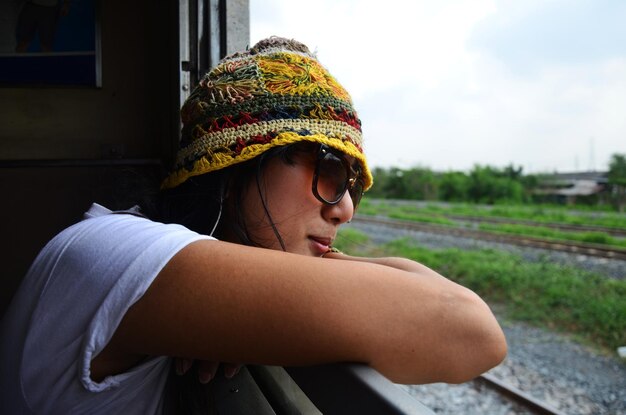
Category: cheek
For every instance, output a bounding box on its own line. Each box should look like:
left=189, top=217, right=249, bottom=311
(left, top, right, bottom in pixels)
left=266, top=165, right=317, bottom=212
left=238, top=159, right=319, bottom=233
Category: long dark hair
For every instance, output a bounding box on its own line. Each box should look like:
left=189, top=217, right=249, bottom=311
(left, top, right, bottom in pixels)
left=144, top=141, right=316, bottom=247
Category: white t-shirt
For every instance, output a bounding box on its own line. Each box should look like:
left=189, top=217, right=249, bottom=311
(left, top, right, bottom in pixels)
left=0, top=203, right=213, bottom=414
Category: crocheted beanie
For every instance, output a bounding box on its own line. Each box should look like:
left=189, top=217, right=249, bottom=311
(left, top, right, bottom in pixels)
left=161, top=36, right=373, bottom=191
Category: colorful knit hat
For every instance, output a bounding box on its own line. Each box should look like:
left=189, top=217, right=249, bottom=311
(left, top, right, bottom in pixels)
left=161, top=36, right=373, bottom=191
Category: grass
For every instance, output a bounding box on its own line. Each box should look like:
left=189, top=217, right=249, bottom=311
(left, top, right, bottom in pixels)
left=477, top=223, right=626, bottom=249
left=334, top=228, right=626, bottom=352
left=387, top=212, right=456, bottom=226
left=360, top=197, right=626, bottom=230
left=357, top=198, right=626, bottom=248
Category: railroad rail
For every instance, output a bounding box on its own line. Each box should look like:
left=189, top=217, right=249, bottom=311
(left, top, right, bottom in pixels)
left=443, top=213, right=626, bottom=238
left=353, top=215, right=626, bottom=261
left=474, top=374, right=567, bottom=415
left=366, top=199, right=626, bottom=237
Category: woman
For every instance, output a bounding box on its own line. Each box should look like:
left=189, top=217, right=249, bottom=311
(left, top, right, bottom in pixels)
left=0, top=37, right=506, bottom=414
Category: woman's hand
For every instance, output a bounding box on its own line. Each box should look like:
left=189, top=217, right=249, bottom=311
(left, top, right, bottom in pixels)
left=323, top=250, right=442, bottom=277
left=175, top=358, right=242, bottom=383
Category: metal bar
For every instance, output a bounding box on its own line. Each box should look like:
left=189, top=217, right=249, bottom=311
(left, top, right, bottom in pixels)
left=209, top=366, right=277, bottom=414
left=197, top=0, right=208, bottom=74
left=188, top=0, right=199, bottom=87
left=179, top=0, right=191, bottom=108
left=286, top=364, right=435, bottom=415
left=94, top=0, right=102, bottom=87
left=207, top=0, right=221, bottom=69
left=219, top=0, right=227, bottom=59
left=247, top=366, right=322, bottom=415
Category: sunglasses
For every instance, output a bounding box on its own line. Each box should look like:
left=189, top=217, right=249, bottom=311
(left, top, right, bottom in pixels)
left=312, top=145, right=364, bottom=211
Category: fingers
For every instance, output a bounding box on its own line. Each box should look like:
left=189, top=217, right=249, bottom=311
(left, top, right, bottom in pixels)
left=175, top=358, right=193, bottom=375
left=175, top=359, right=243, bottom=383
left=223, top=363, right=243, bottom=379
left=197, top=360, right=220, bottom=384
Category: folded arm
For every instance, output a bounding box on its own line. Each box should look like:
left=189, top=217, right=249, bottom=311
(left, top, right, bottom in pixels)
left=92, top=240, right=506, bottom=384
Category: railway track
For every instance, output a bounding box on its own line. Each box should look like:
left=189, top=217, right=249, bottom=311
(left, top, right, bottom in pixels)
left=366, top=199, right=626, bottom=237
left=353, top=215, right=626, bottom=261
left=443, top=213, right=626, bottom=238
left=474, top=374, right=567, bottom=415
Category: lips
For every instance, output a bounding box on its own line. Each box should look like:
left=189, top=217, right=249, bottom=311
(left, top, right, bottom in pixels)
left=310, top=236, right=332, bottom=247
left=309, top=236, right=333, bottom=255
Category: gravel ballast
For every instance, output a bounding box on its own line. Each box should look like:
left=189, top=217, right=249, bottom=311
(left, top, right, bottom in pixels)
left=402, top=320, right=626, bottom=414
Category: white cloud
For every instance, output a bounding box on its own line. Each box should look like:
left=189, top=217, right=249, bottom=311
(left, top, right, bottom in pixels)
left=250, top=0, right=626, bottom=173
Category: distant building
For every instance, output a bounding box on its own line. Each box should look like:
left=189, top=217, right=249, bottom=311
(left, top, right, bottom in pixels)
left=533, top=171, right=608, bottom=205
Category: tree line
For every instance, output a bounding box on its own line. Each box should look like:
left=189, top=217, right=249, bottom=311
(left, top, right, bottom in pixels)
left=365, top=153, right=626, bottom=211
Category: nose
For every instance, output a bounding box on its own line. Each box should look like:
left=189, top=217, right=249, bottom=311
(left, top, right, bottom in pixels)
left=321, top=190, right=354, bottom=225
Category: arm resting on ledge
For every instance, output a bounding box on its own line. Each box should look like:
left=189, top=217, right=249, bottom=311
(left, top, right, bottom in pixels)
left=92, top=240, right=507, bottom=385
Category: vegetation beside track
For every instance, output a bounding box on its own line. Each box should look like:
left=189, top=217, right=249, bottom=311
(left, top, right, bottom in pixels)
left=360, top=198, right=626, bottom=229
left=357, top=199, right=626, bottom=248
left=366, top=153, right=626, bottom=212
left=476, top=223, right=626, bottom=249
left=334, top=228, right=626, bottom=352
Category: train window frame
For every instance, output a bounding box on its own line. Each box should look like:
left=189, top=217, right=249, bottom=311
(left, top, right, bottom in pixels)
left=0, top=0, right=102, bottom=88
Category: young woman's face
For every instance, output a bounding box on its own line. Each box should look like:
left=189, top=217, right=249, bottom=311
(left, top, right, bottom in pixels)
left=236, top=149, right=356, bottom=256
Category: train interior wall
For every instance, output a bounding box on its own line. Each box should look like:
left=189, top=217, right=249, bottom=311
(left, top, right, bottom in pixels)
left=0, top=1, right=178, bottom=316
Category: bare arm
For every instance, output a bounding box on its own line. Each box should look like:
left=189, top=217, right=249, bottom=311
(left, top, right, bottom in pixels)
left=319, top=250, right=507, bottom=382
left=93, top=240, right=506, bottom=384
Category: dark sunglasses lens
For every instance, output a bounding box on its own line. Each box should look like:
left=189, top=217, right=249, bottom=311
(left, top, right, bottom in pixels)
left=317, top=152, right=348, bottom=203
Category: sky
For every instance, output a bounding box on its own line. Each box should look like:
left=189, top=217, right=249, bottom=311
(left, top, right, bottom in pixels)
left=250, top=0, right=626, bottom=174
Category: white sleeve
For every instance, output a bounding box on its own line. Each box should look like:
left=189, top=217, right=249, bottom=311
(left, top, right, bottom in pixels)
left=20, top=212, right=213, bottom=411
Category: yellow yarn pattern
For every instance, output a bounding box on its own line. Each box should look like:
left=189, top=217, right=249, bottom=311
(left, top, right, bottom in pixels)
left=258, top=53, right=351, bottom=101
left=174, top=118, right=363, bottom=167
left=161, top=132, right=372, bottom=190
left=162, top=37, right=372, bottom=192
